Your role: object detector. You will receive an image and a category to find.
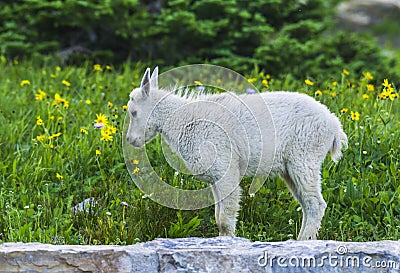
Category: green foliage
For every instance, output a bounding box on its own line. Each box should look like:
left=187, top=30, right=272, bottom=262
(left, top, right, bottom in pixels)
left=0, top=0, right=398, bottom=80
left=0, top=0, right=145, bottom=62
left=167, top=212, right=202, bottom=238
left=0, top=58, right=399, bottom=244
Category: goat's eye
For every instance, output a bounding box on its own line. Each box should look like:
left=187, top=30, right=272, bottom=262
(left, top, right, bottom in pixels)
left=131, top=110, right=137, bottom=117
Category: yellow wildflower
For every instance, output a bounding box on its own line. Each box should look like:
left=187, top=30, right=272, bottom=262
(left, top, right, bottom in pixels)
left=340, top=108, right=348, bottom=114
left=105, top=125, right=117, bottom=135
left=350, top=111, right=360, bottom=121
left=330, top=92, right=336, bottom=98
left=96, top=150, right=101, bottom=155
left=362, top=94, right=369, bottom=99
left=52, top=93, right=69, bottom=108
left=315, top=90, right=322, bottom=96
left=56, top=66, right=61, bottom=72
left=380, top=79, right=397, bottom=101
left=62, top=80, right=71, bottom=87
left=35, top=89, right=47, bottom=100
left=342, top=69, right=350, bottom=76
left=347, top=82, right=355, bottom=88
left=133, top=159, right=139, bottom=165
left=85, top=99, right=91, bottom=105
left=389, top=92, right=399, bottom=101
left=100, top=131, right=113, bottom=141
left=94, top=113, right=108, bottom=126
left=20, top=80, right=31, bottom=87
left=122, top=105, right=128, bottom=111
left=247, top=78, right=257, bottom=83
left=262, top=79, right=269, bottom=88
left=133, top=167, right=140, bottom=174
left=382, top=79, right=391, bottom=89
left=50, top=74, right=57, bottom=79
left=93, top=64, right=102, bottom=71
left=80, top=128, right=88, bottom=135
left=36, top=116, right=44, bottom=126
left=305, top=79, right=314, bottom=86
left=379, top=89, right=390, bottom=100
left=108, top=101, right=113, bottom=108
left=106, top=65, right=112, bottom=71
left=48, top=132, right=62, bottom=139
left=367, top=84, right=374, bottom=92
left=36, top=134, right=46, bottom=142
left=363, top=72, right=373, bottom=80
left=100, top=134, right=113, bottom=142
left=332, top=81, right=338, bottom=87
left=194, top=80, right=203, bottom=86
left=56, top=173, right=63, bottom=180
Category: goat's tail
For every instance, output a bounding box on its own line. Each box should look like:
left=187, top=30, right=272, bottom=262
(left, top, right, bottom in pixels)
left=331, top=126, right=348, bottom=163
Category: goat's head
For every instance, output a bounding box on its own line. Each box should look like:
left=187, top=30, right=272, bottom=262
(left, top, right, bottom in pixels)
left=126, top=67, right=159, bottom=147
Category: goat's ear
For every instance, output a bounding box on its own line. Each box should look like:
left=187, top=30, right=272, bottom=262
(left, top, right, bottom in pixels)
left=150, top=66, right=159, bottom=89
left=141, top=68, right=151, bottom=96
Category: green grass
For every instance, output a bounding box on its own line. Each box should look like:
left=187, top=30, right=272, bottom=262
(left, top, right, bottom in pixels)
left=0, top=57, right=398, bottom=244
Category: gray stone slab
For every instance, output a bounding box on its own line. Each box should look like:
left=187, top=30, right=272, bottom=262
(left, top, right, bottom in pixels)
left=1, top=237, right=400, bottom=272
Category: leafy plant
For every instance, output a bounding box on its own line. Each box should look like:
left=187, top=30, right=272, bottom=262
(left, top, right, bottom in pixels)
left=0, top=0, right=398, bottom=81
left=0, top=57, right=398, bottom=244
left=167, top=212, right=202, bottom=238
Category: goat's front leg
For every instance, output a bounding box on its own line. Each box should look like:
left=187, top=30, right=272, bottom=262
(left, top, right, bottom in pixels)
left=211, top=168, right=241, bottom=236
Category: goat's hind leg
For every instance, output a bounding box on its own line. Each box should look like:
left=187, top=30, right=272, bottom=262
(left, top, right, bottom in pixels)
left=284, top=165, right=327, bottom=240
left=281, top=172, right=308, bottom=238
left=211, top=183, right=223, bottom=232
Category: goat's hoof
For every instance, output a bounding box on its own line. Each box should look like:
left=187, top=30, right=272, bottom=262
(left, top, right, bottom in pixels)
left=219, top=226, right=235, bottom=237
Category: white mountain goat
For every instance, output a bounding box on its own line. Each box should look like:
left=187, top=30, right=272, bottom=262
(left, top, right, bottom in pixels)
left=126, top=67, right=348, bottom=240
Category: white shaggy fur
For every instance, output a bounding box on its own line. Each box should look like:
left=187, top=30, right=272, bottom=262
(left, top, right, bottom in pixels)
left=126, top=67, right=348, bottom=240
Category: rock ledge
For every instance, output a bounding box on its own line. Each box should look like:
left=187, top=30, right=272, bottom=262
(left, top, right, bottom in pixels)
left=1, top=237, right=400, bottom=272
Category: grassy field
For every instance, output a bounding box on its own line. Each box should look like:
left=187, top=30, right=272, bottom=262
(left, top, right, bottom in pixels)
left=0, top=57, right=399, bottom=244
